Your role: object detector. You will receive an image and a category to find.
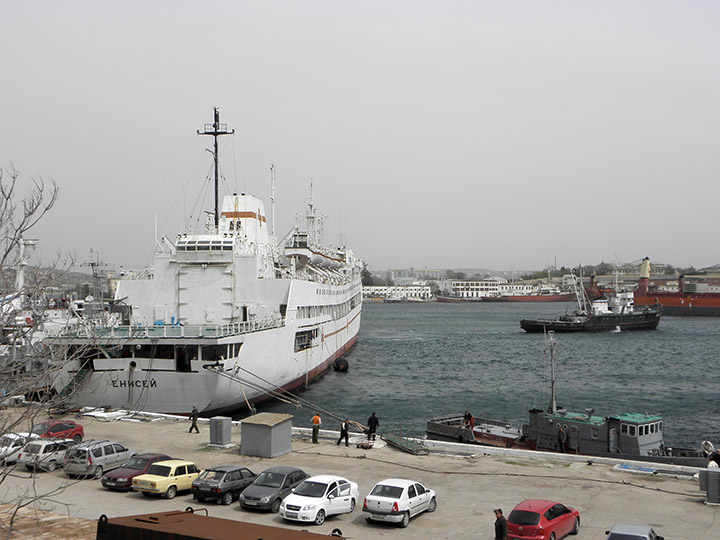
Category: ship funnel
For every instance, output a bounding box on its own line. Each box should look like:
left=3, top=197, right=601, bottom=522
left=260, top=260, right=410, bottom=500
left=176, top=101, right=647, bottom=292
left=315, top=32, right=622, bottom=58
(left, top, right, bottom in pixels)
left=639, top=257, right=651, bottom=279
left=635, top=257, right=651, bottom=297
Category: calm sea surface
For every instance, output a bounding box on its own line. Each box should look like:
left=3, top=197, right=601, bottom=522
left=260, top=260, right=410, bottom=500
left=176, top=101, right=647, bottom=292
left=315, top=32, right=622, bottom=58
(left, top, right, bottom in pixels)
left=257, top=302, right=720, bottom=449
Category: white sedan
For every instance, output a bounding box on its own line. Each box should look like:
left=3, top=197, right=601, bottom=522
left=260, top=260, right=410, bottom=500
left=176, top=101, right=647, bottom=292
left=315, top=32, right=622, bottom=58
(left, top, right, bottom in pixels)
left=0, top=433, right=39, bottom=465
left=362, top=478, right=437, bottom=528
left=279, top=474, right=359, bottom=526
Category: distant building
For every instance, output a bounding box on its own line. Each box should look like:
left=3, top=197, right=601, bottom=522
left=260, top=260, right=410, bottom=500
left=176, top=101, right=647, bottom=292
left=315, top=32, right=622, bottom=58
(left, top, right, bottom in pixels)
left=363, top=284, right=432, bottom=300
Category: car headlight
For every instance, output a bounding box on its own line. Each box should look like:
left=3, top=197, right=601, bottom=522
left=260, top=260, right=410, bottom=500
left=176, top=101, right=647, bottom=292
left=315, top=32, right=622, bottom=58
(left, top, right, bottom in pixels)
left=302, top=504, right=316, bottom=511
left=116, top=478, right=128, bottom=482
left=260, top=496, right=270, bottom=503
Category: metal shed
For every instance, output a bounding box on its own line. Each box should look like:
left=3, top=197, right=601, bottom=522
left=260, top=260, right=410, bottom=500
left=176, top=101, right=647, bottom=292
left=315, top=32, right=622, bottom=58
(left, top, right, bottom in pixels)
left=240, top=412, right=293, bottom=458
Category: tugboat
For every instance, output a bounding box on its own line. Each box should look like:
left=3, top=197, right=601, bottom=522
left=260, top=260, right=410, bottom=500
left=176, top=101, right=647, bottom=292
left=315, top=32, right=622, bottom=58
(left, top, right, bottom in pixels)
left=426, top=333, right=715, bottom=467
left=519, top=275, right=662, bottom=333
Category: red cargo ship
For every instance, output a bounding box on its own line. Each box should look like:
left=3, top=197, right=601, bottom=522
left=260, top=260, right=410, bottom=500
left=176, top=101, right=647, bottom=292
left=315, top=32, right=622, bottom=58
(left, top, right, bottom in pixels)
left=634, top=257, right=720, bottom=316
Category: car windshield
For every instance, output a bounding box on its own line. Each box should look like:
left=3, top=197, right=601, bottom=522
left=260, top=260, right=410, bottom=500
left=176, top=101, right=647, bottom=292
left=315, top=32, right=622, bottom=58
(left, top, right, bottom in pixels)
left=146, top=464, right=172, bottom=477
left=254, top=472, right=284, bottom=488
left=121, top=457, right=150, bottom=470
left=509, top=510, right=541, bottom=526
left=369, top=484, right=404, bottom=498
left=294, top=481, right=327, bottom=498
left=0, top=436, right=17, bottom=447
left=24, top=443, right=42, bottom=454
left=198, top=469, right=225, bottom=481
left=29, top=423, right=50, bottom=435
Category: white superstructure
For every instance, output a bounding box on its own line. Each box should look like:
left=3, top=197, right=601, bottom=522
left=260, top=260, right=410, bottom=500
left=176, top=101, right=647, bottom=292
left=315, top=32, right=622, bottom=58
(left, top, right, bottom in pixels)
left=50, top=110, right=362, bottom=415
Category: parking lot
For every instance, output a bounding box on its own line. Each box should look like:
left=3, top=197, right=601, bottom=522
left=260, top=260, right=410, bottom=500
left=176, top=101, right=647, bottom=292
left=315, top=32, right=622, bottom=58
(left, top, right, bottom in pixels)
left=0, top=411, right=716, bottom=539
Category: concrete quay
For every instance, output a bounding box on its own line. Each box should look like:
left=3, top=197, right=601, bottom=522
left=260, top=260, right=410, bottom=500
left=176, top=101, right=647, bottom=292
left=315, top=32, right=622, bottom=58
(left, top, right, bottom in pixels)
left=0, top=410, right=716, bottom=539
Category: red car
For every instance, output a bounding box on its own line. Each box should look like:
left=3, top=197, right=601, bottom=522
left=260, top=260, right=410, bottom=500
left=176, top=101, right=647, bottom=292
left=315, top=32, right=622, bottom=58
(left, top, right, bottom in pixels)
left=30, top=420, right=84, bottom=443
left=507, top=499, right=580, bottom=540
left=101, top=453, right=172, bottom=491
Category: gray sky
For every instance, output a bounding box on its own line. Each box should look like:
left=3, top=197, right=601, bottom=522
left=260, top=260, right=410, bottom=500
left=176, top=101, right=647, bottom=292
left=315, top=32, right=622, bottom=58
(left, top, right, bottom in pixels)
left=2, top=1, right=719, bottom=273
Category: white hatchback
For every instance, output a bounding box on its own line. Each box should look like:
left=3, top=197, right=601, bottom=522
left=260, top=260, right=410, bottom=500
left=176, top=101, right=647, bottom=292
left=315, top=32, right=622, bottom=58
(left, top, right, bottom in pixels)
left=362, top=478, right=437, bottom=528
left=279, top=475, right=359, bottom=526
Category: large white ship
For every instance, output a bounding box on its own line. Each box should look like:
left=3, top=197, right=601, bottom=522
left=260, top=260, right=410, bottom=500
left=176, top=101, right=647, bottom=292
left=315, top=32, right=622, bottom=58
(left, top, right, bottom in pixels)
left=50, top=109, right=363, bottom=415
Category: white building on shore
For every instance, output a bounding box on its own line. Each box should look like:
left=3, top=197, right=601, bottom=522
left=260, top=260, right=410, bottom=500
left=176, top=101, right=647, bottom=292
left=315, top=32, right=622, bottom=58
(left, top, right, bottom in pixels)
left=363, top=284, right=432, bottom=301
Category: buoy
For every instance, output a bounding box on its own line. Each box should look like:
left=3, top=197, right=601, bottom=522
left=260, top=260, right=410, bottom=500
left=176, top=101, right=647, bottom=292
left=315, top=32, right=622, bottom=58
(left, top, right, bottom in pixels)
left=333, top=358, right=349, bottom=372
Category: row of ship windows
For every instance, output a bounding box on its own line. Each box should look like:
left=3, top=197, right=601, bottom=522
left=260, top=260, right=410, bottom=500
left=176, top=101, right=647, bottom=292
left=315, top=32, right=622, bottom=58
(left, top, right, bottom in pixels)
left=555, top=421, right=662, bottom=440
left=176, top=240, right=234, bottom=251
left=297, top=293, right=362, bottom=320
left=621, top=422, right=662, bottom=437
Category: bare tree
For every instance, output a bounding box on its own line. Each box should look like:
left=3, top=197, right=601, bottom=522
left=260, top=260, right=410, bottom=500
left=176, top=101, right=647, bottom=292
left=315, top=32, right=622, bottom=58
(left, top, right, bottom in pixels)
left=0, top=166, right=85, bottom=537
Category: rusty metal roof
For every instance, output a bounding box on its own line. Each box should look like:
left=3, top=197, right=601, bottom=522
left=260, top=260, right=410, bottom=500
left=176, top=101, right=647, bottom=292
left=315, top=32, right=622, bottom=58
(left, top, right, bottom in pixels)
left=96, top=509, right=346, bottom=540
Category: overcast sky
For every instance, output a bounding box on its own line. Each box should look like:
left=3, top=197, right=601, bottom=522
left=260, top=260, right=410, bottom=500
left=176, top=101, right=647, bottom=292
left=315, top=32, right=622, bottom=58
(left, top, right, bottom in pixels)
left=2, top=1, right=719, bottom=274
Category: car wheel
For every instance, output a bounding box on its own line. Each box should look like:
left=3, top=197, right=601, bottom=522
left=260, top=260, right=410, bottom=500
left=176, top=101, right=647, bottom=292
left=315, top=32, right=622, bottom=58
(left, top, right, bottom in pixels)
left=73, top=434, right=82, bottom=444
left=549, top=533, right=556, bottom=540
left=366, top=516, right=374, bottom=524
left=164, top=485, right=177, bottom=499
left=314, top=509, right=325, bottom=526
left=349, top=499, right=355, bottom=512
left=271, top=498, right=282, bottom=513
left=92, top=466, right=103, bottom=480
left=399, top=511, right=410, bottom=528
left=46, top=461, right=57, bottom=472
left=571, top=517, right=580, bottom=535
left=427, top=497, right=437, bottom=512
left=221, top=492, right=233, bottom=506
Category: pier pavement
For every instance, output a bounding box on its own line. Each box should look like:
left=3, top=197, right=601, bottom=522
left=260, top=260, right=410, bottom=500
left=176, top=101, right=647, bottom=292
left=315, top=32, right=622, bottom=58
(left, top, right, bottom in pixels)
left=0, top=409, right=715, bottom=539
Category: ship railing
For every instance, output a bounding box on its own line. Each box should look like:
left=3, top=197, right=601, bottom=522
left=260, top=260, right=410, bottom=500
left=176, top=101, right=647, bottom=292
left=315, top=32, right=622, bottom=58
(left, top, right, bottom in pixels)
left=55, top=316, right=285, bottom=340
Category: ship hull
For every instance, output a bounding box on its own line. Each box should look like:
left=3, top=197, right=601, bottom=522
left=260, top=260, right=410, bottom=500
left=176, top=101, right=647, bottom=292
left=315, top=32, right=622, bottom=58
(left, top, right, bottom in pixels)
left=53, top=305, right=361, bottom=416
left=520, top=309, right=661, bottom=333
left=481, top=293, right=576, bottom=302
left=426, top=416, right=707, bottom=467
left=635, top=296, right=720, bottom=316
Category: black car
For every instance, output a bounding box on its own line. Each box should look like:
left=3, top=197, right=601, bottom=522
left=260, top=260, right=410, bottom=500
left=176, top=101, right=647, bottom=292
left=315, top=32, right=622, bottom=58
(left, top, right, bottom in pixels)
left=191, top=465, right=256, bottom=505
left=238, top=465, right=309, bottom=513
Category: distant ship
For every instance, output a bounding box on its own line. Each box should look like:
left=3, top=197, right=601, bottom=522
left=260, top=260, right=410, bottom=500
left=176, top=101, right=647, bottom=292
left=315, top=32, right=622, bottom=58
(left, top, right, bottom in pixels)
left=520, top=276, right=662, bottom=333
left=50, top=109, right=363, bottom=415
left=481, top=287, right=576, bottom=303
left=634, top=257, right=720, bottom=316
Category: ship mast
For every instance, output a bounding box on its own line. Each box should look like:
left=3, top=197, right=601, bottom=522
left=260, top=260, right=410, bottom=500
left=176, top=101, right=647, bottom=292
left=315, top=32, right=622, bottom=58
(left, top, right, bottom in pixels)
left=197, top=108, right=234, bottom=230
left=545, top=331, right=557, bottom=414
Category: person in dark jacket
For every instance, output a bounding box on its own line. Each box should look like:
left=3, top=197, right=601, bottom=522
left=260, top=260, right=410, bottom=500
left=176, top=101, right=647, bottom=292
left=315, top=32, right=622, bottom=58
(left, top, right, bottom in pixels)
left=494, top=508, right=507, bottom=540
left=188, top=406, right=199, bottom=434
left=367, top=412, right=379, bottom=441
left=337, top=419, right=349, bottom=447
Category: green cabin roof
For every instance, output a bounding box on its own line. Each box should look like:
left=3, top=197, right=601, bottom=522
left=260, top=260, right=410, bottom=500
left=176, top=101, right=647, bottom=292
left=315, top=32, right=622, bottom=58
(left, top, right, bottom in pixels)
left=609, top=412, right=662, bottom=423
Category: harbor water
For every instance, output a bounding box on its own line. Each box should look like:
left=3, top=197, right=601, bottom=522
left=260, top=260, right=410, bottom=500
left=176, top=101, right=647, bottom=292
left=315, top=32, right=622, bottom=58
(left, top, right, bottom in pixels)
left=257, top=301, right=720, bottom=449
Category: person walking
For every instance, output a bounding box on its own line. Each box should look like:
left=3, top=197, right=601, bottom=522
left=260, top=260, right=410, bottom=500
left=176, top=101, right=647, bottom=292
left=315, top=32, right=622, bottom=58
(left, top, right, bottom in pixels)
left=557, top=425, right=567, bottom=453
left=367, top=412, right=379, bottom=441
left=311, top=413, right=321, bottom=444
left=337, top=419, right=349, bottom=447
left=188, top=405, right=200, bottom=434
left=494, top=508, right=508, bottom=540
